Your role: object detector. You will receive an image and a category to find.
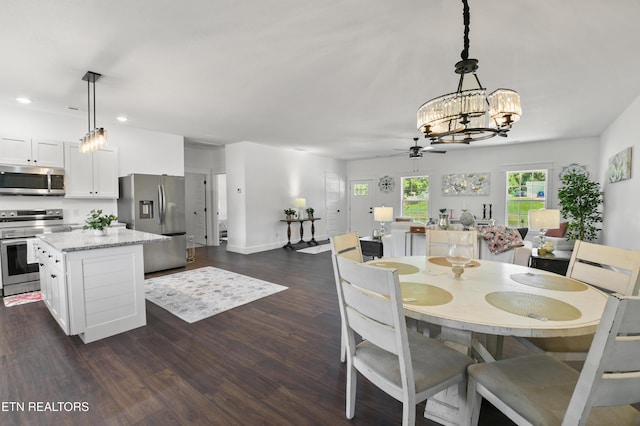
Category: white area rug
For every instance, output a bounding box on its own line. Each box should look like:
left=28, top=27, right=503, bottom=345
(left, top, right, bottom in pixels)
left=297, top=244, right=331, bottom=254
left=144, top=266, right=288, bottom=323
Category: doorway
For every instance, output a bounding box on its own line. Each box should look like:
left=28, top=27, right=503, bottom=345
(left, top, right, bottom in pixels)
left=185, top=172, right=208, bottom=246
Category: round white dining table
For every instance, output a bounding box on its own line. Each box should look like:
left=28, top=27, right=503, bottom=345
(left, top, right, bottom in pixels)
left=367, top=255, right=608, bottom=339
left=366, top=255, right=609, bottom=425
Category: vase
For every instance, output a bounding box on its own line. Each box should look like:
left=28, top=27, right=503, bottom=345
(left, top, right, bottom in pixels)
left=286, top=215, right=295, bottom=221
left=307, top=213, right=313, bottom=220
left=93, top=228, right=107, bottom=236
left=438, top=213, right=449, bottom=230
left=459, top=209, right=475, bottom=230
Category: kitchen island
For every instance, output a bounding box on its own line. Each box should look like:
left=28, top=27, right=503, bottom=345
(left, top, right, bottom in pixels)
left=35, top=228, right=169, bottom=343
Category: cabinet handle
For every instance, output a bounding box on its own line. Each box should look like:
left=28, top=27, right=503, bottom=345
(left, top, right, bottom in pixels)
left=48, top=254, right=52, bottom=258
left=51, top=274, right=57, bottom=278
left=39, top=263, right=44, bottom=266
left=55, top=259, right=60, bottom=263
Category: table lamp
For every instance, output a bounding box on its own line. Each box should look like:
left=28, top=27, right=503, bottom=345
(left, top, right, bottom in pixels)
left=528, top=209, right=560, bottom=248
left=373, top=206, right=393, bottom=237
left=294, top=198, right=306, bottom=219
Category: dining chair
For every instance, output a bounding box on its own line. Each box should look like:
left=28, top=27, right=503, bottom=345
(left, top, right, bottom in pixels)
left=466, top=293, right=640, bottom=426
left=518, top=240, right=640, bottom=361
left=329, top=232, right=363, bottom=363
left=334, top=255, right=474, bottom=426
left=425, top=229, right=478, bottom=258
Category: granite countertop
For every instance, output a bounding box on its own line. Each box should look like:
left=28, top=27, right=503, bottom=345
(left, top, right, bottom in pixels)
left=38, top=227, right=170, bottom=252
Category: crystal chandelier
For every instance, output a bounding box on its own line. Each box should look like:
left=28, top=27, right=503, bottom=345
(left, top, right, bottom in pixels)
left=417, top=0, right=521, bottom=144
left=79, top=71, right=107, bottom=153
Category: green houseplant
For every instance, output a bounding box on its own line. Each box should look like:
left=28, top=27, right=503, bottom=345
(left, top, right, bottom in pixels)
left=284, top=208, right=297, bottom=220
left=305, top=207, right=314, bottom=219
left=558, top=173, right=603, bottom=241
left=83, top=209, right=118, bottom=234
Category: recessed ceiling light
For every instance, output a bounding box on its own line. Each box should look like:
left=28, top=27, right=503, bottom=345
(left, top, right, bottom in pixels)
left=116, top=116, right=128, bottom=122
left=16, top=97, right=32, bottom=104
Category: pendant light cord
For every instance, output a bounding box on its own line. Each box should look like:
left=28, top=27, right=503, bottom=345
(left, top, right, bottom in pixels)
left=461, top=0, right=471, bottom=61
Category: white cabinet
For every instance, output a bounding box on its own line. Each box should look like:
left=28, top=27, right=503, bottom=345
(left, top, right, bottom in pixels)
left=37, top=238, right=146, bottom=344
left=0, top=137, right=64, bottom=167
left=36, top=243, right=69, bottom=334
left=64, top=143, right=118, bottom=198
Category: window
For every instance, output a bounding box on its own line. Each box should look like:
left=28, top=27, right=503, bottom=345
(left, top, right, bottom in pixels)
left=506, top=170, right=548, bottom=227
left=401, top=176, right=429, bottom=222
left=353, top=183, right=369, bottom=196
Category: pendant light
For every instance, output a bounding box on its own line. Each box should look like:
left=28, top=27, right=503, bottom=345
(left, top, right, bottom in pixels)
left=79, top=71, right=107, bottom=153
left=416, top=0, right=522, bottom=144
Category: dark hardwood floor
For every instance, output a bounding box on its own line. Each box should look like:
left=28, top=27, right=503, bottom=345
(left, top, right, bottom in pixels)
left=0, top=244, right=524, bottom=425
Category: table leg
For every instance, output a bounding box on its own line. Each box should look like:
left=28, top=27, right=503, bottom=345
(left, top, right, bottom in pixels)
left=283, top=221, right=294, bottom=249
left=297, top=220, right=305, bottom=244
left=309, top=219, right=318, bottom=245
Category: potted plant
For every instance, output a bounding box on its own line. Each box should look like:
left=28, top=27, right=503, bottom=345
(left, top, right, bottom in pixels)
left=83, top=209, right=118, bottom=236
left=284, top=208, right=297, bottom=221
left=558, top=173, right=603, bottom=241
left=305, top=207, right=314, bottom=219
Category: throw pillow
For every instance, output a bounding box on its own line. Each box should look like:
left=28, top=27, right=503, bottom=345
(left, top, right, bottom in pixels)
left=545, top=221, right=568, bottom=238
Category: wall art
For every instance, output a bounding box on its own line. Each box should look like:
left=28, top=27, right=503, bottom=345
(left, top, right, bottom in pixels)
left=442, top=172, right=490, bottom=196
left=607, top=147, right=632, bottom=183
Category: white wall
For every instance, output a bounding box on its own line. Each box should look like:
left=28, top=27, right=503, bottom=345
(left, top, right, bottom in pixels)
left=0, top=105, right=184, bottom=224
left=225, top=142, right=346, bottom=254
left=599, top=95, right=640, bottom=250
left=347, top=137, right=601, bottom=228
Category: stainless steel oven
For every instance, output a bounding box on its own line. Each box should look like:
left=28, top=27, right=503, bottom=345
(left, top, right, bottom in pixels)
left=0, top=209, right=70, bottom=296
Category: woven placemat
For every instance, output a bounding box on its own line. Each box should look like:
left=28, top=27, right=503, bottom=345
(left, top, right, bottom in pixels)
left=428, top=256, right=480, bottom=268
left=400, top=282, right=453, bottom=306
left=369, top=261, right=420, bottom=275
left=485, top=291, right=582, bottom=321
left=510, top=273, right=587, bottom=292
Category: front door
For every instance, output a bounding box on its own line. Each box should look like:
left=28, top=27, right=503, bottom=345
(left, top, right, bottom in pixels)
left=349, top=179, right=375, bottom=238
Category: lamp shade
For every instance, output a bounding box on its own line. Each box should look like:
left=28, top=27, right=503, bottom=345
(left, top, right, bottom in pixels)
left=294, top=198, right=306, bottom=208
left=374, top=206, right=393, bottom=222
left=528, top=209, right=560, bottom=229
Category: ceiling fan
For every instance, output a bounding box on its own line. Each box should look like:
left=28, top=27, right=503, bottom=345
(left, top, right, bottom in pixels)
left=393, top=138, right=447, bottom=158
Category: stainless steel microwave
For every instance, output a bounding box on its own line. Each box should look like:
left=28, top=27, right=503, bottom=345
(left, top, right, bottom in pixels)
left=0, top=165, right=65, bottom=195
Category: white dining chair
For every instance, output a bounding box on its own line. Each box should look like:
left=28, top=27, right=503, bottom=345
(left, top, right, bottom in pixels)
left=466, top=293, right=640, bottom=425
left=329, top=232, right=363, bottom=363
left=334, top=255, right=474, bottom=426
left=518, top=240, right=640, bottom=361
left=425, top=229, right=479, bottom=258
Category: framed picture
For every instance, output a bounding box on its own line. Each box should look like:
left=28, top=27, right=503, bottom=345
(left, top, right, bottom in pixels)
left=442, top=172, right=490, bottom=196
left=608, top=147, right=632, bottom=183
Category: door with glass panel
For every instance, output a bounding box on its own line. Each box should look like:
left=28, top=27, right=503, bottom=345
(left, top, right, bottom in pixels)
left=349, top=179, right=374, bottom=237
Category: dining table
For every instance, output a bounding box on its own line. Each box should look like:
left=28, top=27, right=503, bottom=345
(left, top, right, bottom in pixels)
left=365, top=255, right=608, bottom=425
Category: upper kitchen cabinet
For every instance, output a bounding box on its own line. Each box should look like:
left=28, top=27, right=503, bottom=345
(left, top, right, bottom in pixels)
left=0, top=137, right=64, bottom=168
left=64, top=143, right=118, bottom=198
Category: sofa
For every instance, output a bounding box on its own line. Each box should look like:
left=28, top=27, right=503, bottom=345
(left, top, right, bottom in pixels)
left=538, top=221, right=575, bottom=251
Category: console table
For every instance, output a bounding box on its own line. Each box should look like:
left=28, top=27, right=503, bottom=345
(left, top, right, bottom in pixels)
left=281, top=217, right=321, bottom=249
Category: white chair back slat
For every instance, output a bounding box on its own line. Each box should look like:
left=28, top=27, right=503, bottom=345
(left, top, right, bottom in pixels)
left=567, top=241, right=640, bottom=296
left=604, top=338, right=640, bottom=372
left=341, top=280, right=395, bottom=327
left=425, top=230, right=478, bottom=258
left=345, top=306, right=398, bottom=354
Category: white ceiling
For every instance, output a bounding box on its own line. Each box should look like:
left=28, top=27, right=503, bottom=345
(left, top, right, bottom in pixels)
left=1, top=0, right=639, bottom=160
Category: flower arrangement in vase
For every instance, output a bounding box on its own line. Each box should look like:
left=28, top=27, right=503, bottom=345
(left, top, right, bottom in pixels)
left=83, top=209, right=117, bottom=236
left=284, top=208, right=297, bottom=221
left=305, top=207, right=314, bottom=219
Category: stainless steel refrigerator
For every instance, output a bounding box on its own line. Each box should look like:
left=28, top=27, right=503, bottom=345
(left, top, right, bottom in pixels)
left=118, top=174, right=186, bottom=273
